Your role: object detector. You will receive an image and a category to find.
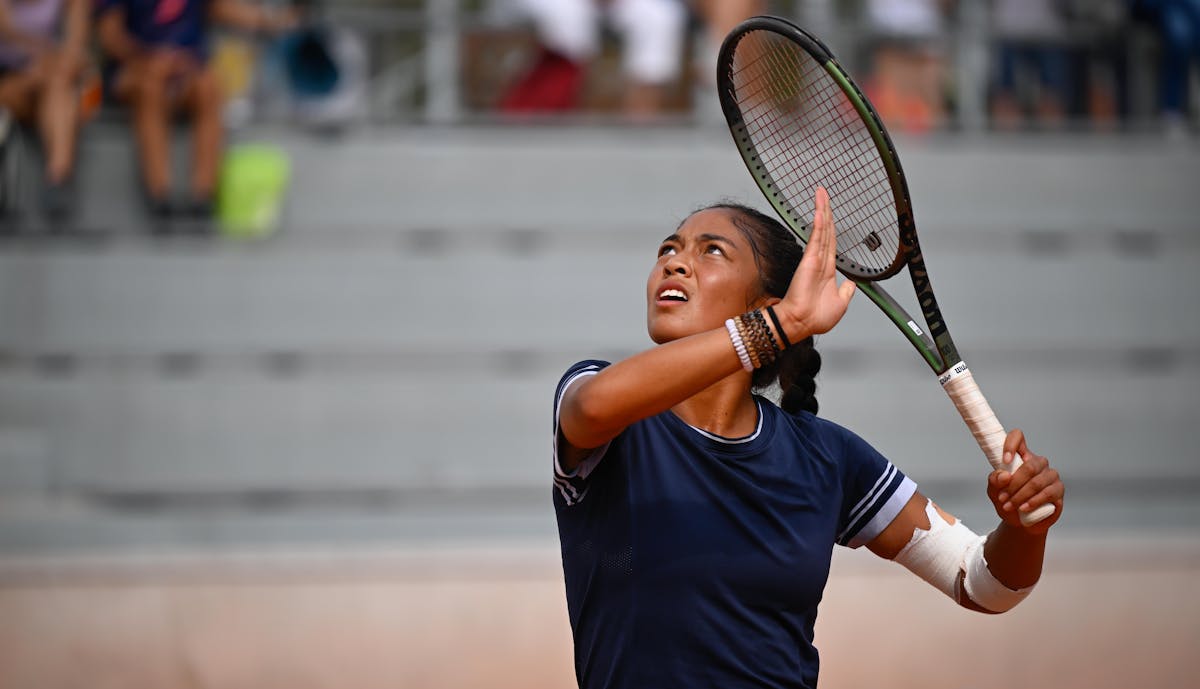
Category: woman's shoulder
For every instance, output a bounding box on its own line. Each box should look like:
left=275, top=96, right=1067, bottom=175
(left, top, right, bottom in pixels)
left=554, top=360, right=613, bottom=415
left=766, top=401, right=875, bottom=453
left=556, top=359, right=611, bottom=390
left=562, top=359, right=611, bottom=375
left=766, top=400, right=840, bottom=433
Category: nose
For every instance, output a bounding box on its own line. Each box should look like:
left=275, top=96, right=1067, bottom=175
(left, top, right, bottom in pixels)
left=663, top=254, right=690, bottom=277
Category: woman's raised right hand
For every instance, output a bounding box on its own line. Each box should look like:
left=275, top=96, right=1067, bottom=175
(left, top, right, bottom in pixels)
left=775, top=186, right=856, bottom=340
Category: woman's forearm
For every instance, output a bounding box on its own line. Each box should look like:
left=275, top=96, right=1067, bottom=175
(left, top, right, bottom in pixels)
left=982, top=521, right=1047, bottom=590
left=560, top=326, right=745, bottom=449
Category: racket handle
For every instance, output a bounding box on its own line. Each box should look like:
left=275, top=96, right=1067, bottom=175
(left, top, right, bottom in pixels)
left=939, top=363, right=1055, bottom=526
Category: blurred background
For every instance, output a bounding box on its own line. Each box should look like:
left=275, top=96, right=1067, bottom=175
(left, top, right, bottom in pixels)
left=0, top=0, right=1198, bottom=687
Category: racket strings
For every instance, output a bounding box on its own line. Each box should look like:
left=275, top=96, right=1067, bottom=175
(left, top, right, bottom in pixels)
left=729, top=31, right=902, bottom=275
left=738, top=52, right=897, bottom=269
left=737, top=51, right=846, bottom=195
left=733, top=41, right=896, bottom=261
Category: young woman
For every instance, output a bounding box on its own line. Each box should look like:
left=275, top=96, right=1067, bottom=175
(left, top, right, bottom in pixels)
left=552, top=187, right=1065, bottom=689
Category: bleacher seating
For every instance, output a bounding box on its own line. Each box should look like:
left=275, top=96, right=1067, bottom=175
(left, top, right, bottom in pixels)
left=0, top=123, right=1198, bottom=552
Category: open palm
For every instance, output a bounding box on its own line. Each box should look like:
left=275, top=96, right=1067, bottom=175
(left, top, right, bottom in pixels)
left=778, top=186, right=856, bottom=337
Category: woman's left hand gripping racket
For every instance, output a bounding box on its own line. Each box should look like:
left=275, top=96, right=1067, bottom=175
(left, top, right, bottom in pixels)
left=717, top=16, right=1054, bottom=526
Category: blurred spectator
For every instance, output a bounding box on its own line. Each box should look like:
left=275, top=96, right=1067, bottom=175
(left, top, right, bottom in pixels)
left=1063, top=0, right=1128, bottom=129
left=690, top=0, right=763, bottom=75
left=495, top=0, right=689, bottom=118
left=988, top=0, right=1069, bottom=129
left=269, top=23, right=367, bottom=131
left=96, top=0, right=298, bottom=222
left=1130, top=0, right=1200, bottom=134
left=0, top=0, right=90, bottom=219
left=861, top=0, right=953, bottom=133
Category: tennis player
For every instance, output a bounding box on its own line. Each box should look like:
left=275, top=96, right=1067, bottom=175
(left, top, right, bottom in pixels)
left=552, top=188, right=1064, bottom=689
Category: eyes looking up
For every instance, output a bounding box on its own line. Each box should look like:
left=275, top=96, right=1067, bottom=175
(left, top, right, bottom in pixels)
left=657, top=237, right=730, bottom=260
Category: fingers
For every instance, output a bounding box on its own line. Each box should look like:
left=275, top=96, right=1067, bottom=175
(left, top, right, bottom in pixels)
left=1006, top=456, right=1063, bottom=513
left=989, top=430, right=1064, bottom=528
left=993, top=453, right=1064, bottom=519
left=809, top=185, right=836, bottom=277
left=820, top=186, right=834, bottom=269
left=807, top=187, right=827, bottom=263
left=1002, top=428, right=1028, bottom=469
left=800, top=186, right=831, bottom=278
left=838, top=278, right=858, bottom=303
left=779, top=185, right=854, bottom=336
left=823, top=186, right=834, bottom=237
left=815, top=187, right=854, bottom=306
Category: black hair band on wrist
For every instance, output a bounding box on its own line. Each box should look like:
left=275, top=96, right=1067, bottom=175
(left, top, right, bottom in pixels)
left=765, top=306, right=792, bottom=350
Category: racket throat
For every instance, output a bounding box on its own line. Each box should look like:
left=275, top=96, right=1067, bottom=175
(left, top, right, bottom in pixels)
left=855, top=280, right=944, bottom=372
left=906, top=246, right=958, bottom=369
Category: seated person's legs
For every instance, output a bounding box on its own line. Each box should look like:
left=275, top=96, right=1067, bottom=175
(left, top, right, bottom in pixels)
left=180, top=63, right=222, bottom=214
left=37, top=49, right=84, bottom=187
left=0, top=51, right=83, bottom=215
left=0, top=59, right=44, bottom=123
left=0, top=0, right=89, bottom=217
left=111, top=50, right=201, bottom=212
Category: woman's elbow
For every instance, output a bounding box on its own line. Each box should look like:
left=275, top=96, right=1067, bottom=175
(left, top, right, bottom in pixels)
left=562, top=386, right=621, bottom=450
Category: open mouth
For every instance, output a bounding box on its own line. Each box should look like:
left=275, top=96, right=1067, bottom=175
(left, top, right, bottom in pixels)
left=658, top=288, right=688, bottom=302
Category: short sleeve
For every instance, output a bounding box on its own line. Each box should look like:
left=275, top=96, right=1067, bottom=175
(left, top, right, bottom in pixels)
left=835, top=428, right=917, bottom=548
left=552, top=360, right=612, bottom=506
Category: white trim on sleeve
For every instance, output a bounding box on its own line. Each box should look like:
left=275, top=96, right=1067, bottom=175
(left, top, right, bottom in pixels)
left=553, top=368, right=610, bottom=505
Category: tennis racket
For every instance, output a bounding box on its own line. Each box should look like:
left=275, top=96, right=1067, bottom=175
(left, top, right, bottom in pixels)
left=717, top=16, right=1053, bottom=526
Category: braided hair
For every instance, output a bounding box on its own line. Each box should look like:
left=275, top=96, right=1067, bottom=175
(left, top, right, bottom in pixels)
left=704, top=202, right=823, bottom=415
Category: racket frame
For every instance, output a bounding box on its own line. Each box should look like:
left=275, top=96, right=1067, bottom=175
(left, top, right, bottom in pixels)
left=717, top=16, right=960, bottom=376
left=718, top=15, right=1055, bottom=525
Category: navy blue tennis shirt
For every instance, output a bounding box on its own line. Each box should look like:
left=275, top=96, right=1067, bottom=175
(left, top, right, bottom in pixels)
left=553, top=361, right=916, bottom=689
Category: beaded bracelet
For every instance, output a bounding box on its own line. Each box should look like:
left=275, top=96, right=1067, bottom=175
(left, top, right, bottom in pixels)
left=735, top=310, right=779, bottom=369
left=750, top=309, right=781, bottom=357
left=725, top=318, right=753, bottom=372
left=734, top=315, right=761, bottom=369
left=728, top=308, right=794, bottom=372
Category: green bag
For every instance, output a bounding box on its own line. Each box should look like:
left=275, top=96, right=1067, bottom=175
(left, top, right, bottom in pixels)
left=217, top=144, right=291, bottom=239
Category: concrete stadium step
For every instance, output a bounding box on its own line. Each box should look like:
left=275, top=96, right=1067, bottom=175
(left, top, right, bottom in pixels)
left=0, top=250, right=1196, bottom=355
left=21, top=125, right=1200, bottom=240
left=1, top=360, right=1195, bottom=496
left=241, top=129, right=1200, bottom=239
left=2, top=126, right=1196, bottom=554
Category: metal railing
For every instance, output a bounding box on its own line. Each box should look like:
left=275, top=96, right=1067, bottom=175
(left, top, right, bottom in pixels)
left=280, top=0, right=1178, bottom=131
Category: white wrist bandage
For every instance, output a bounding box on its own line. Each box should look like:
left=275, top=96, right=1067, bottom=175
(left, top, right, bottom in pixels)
left=892, top=500, right=1033, bottom=613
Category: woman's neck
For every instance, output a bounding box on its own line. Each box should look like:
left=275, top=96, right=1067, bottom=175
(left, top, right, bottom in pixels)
left=671, top=376, right=760, bottom=438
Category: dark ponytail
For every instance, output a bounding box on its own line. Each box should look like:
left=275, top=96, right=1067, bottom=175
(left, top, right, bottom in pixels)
left=705, top=202, right=823, bottom=415
left=775, top=337, right=821, bottom=415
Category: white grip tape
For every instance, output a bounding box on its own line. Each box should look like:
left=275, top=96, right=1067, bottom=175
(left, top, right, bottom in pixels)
left=940, top=362, right=1055, bottom=526
left=940, top=363, right=1006, bottom=471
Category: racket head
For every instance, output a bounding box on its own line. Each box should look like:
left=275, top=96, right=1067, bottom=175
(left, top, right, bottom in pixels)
left=717, top=16, right=916, bottom=280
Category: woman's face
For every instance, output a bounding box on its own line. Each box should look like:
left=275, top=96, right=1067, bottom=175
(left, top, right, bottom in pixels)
left=646, top=208, right=767, bottom=344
